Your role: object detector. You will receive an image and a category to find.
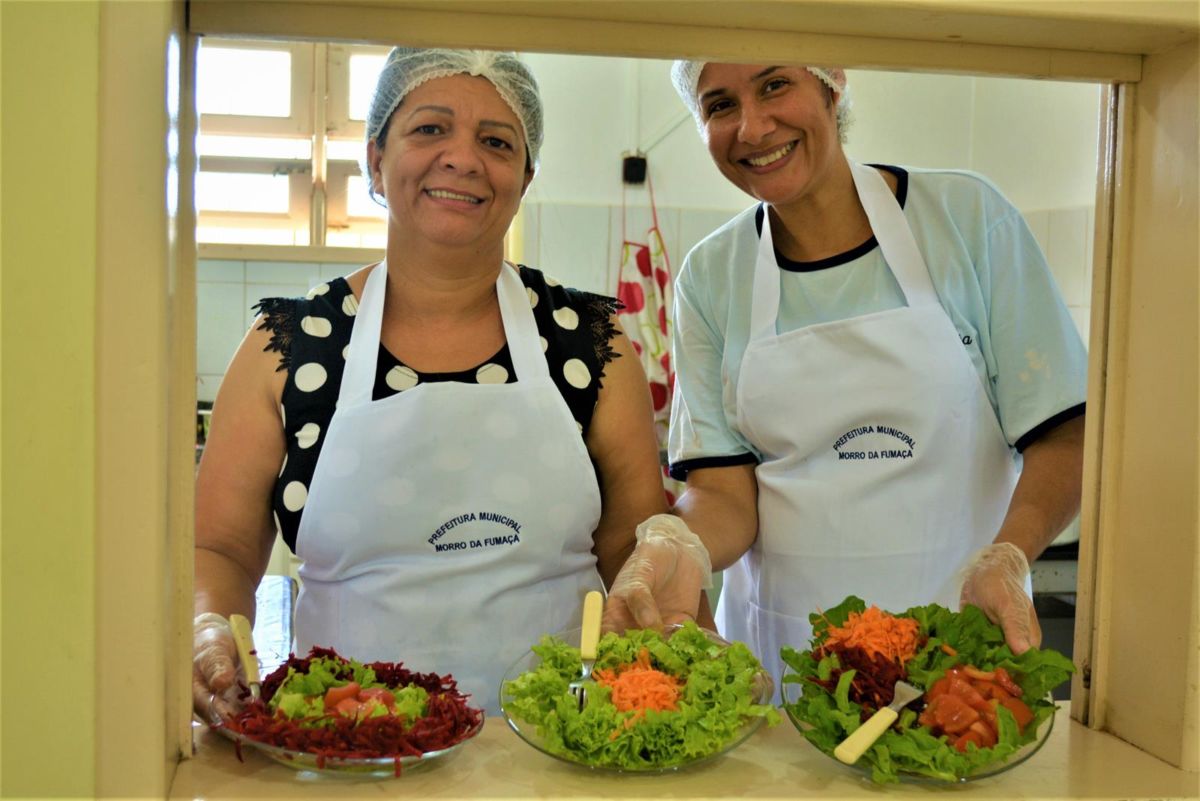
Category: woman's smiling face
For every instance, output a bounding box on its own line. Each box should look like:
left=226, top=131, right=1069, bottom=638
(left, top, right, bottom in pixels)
left=696, top=64, right=842, bottom=210
left=368, top=74, right=532, bottom=253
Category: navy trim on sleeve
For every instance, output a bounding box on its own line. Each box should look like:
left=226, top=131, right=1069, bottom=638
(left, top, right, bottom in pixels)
left=1014, top=403, right=1086, bottom=453
left=669, top=453, right=760, bottom=481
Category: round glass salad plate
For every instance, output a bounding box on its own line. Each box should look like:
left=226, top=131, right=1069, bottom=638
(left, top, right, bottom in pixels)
left=499, top=623, right=775, bottom=774
left=781, top=680, right=1055, bottom=784
left=210, top=712, right=484, bottom=779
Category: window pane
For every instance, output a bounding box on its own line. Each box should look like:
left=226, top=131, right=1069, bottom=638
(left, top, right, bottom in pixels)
left=198, top=135, right=311, bottom=160
left=197, top=172, right=291, bottom=213
left=198, top=223, right=309, bottom=246
left=198, top=46, right=292, bottom=117
left=327, top=139, right=365, bottom=162
left=349, top=53, right=388, bottom=121
left=346, top=176, right=387, bottom=219
left=327, top=228, right=387, bottom=249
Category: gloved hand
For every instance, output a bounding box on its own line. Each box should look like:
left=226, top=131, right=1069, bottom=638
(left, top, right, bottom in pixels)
left=959, top=542, right=1042, bottom=655
left=192, top=612, right=244, bottom=722
left=603, top=515, right=713, bottom=632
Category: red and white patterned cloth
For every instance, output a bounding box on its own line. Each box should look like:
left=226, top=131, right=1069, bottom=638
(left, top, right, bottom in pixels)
left=616, top=186, right=685, bottom=504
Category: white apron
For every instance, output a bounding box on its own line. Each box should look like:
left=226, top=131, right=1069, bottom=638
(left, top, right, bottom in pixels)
left=294, top=261, right=604, bottom=715
left=716, top=161, right=1023, bottom=693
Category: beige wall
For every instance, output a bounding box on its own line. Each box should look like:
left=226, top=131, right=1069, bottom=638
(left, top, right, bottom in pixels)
left=0, top=2, right=1196, bottom=797
left=1092, top=39, right=1199, bottom=770
left=1, top=0, right=189, bottom=797
left=1, top=2, right=100, bottom=795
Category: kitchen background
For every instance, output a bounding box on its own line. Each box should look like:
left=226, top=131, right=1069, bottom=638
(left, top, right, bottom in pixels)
left=195, top=46, right=1099, bottom=694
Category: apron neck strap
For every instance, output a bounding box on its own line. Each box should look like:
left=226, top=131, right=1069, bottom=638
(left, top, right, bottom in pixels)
left=847, top=161, right=938, bottom=308
left=338, top=261, right=548, bottom=410
left=496, top=263, right=548, bottom=381
left=748, top=162, right=940, bottom=343
left=339, top=261, right=388, bottom=409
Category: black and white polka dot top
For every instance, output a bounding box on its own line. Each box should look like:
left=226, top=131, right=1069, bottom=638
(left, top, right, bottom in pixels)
left=255, top=265, right=622, bottom=553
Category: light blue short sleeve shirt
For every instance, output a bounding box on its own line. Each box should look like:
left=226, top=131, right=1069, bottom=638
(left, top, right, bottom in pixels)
left=667, top=165, right=1088, bottom=479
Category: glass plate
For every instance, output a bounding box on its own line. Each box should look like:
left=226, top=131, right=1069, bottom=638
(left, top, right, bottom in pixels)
left=781, top=680, right=1056, bottom=783
left=499, top=624, right=774, bottom=774
left=210, top=712, right=484, bottom=779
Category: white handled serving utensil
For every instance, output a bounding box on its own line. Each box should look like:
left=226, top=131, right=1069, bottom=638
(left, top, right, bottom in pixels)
left=568, top=591, right=604, bottom=710
left=229, top=613, right=262, bottom=701
left=834, top=680, right=923, bottom=764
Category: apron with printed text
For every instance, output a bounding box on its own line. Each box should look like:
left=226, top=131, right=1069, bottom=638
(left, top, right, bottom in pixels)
left=293, top=261, right=603, bottom=715
left=716, top=162, right=1023, bottom=693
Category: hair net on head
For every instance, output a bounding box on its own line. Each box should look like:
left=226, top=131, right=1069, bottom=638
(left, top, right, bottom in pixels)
left=669, top=60, right=850, bottom=133
left=365, top=47, right=544, bottom=168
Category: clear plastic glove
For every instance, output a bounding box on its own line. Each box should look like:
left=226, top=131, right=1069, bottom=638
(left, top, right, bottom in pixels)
left=192, top=612, right=244, bottom=722
left=603, top=514, right=713, bottom=632
left=959, top=542, right=1042, bottom=655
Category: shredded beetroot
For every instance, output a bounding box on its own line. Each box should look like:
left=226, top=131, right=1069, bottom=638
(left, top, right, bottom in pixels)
left=810, top=643, right=921, bottom=721
left=221, top=646, right=483, bottom=761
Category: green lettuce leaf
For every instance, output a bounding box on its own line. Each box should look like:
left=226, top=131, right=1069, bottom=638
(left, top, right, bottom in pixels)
left=502, top=621, right=779, bottom=769
left=782, top=597, right=1074, bottom=783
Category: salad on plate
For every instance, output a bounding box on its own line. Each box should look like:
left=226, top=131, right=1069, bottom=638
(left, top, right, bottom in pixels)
left=781, top=596, right=1075, bottom=783
left=213, top=646, right=483, bottom=776
left=501, top=621, right=780, bottom=771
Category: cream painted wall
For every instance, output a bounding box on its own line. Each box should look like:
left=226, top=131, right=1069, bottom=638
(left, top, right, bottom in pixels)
left=1, top=2, right=99, bottom=796
left=970, top=77, right=1104, bottom=211
left=1095, top=39, right=1199, bottom=771
left=520, top=53, right=1099, bottom=215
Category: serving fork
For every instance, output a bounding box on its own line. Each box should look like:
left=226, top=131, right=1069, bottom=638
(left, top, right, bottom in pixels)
left=229, top=613, right=262, bottom=701
left=834, top=679, right=922, bottom=764
left=567, top=590, right=604, bottom=711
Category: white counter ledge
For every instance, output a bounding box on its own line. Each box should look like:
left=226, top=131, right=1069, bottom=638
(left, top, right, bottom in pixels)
left=172, top=709, right=1198, bottom=801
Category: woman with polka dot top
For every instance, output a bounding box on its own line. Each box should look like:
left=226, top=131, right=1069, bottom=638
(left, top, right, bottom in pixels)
left=191, top=48, right=691, bottom=720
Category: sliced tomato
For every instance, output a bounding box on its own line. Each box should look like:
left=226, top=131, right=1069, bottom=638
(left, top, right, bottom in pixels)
left=925, top=676, right=952, bottom=702
left=324, top=681, right=362, bottom=709
left=334, top=697, right=365, bottom=719
left=359, top=687, right=396, bottom=709
left=993, top=667, right=1023, bottom=698
left=968, top=720, right=998, bottom=748
left=953, top=730, right=985, bottom=753
left=949, top=678, right=991, bottom=713
left=979, top=699, right=999, bottom=729
left=931, top=693, right=980, bottom=734
left=999, top=696, right=1035, bottom=732
left=985, top=682, right=1014, bottom=703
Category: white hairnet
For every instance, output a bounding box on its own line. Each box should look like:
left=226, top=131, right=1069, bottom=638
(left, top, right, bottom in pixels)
left=670, top=60, right=850, bottom=132
left=366, top=47, right=544, bottom=168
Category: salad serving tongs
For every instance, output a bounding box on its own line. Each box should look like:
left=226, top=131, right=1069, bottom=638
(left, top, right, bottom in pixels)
left=568, top=590, right=604, bottom=711
left=834, top=680, right=922, bottom=765
left=229, top=613, right=262, bottom=701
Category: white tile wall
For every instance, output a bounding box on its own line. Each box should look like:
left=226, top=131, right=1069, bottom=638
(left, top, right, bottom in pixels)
left=195, top=204, right=1096, bottom=403
left=196, top=282, right=246, bottom=376
left=1045, top=207, right=1090, bottom=307
left=520, top=201, right=744, bottom=296
left=245, top=260, right=320, bottom=285
left=533, top=203, right=612, bottom=294
left=198, top=258, right=245, bottom=283
left=1024, top=206, right=1095, bottom=345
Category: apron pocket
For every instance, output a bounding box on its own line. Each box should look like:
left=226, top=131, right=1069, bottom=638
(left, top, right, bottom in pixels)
left=745, top=598, right=812, bottom=704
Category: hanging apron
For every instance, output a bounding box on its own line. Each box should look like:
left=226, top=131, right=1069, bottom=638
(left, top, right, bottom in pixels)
left=616, top=176, right=685, bottom=504
left=293, top=261, right=604, bottom=715
left=716, top=161, right=1023, bottom=693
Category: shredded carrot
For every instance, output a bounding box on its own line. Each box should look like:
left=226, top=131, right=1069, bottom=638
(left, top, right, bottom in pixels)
left=941, top=642, right=958, bottom=657
left=822, top=606, right=922, bottom=665
left=594, top=648, right=683, bottom=717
